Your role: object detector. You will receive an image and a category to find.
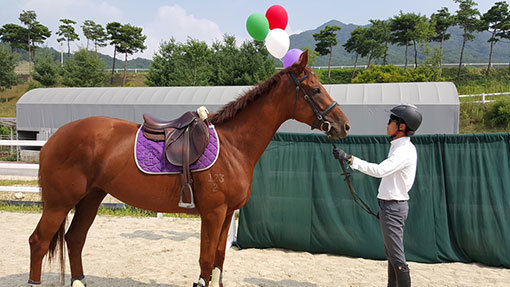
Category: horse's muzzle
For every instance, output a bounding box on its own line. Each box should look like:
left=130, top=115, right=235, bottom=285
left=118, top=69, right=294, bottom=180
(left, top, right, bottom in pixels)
left=327, top=121, right=350, bottom=139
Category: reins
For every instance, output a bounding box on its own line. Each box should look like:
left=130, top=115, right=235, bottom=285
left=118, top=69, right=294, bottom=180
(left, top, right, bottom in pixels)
left=288, top=70, right=377, bottom=218
left=330, top=141, right=379, bottom=218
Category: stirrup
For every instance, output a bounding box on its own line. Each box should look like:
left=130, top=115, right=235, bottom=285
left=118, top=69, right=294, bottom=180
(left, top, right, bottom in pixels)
left=178, top=183, right=195, bottom=209
left=27, top=280, right=41, bottom=286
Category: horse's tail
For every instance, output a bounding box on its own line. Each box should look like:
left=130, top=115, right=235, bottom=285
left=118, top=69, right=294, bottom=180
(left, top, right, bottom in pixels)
left=47, top=215, right=67, bottom=285
left=38, top=141, right=67, bottom=285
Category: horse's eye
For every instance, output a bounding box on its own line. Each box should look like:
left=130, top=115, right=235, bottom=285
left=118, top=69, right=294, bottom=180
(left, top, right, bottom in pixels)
left=312, top=88, right=321, bottom=95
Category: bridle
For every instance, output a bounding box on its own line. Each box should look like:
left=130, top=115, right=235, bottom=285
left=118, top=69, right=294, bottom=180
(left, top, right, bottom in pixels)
left=290, top=72, right=338, bottom=134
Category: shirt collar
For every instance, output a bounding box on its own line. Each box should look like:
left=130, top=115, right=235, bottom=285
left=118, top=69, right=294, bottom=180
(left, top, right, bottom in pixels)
left=391, top=136, right=410, bottom=146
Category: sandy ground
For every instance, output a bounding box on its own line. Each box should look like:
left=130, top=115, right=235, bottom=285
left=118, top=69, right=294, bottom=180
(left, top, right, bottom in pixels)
left=0, top=211, right=509, bottom=287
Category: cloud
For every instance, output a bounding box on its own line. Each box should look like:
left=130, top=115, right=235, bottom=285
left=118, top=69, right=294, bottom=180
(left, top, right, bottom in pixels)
left=138, top=5, right=223, bottom=59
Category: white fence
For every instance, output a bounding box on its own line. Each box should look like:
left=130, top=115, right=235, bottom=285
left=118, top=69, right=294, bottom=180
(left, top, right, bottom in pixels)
left=458, top=92, right=510, bottom=104
left=307, top=62, right=510, bottom=70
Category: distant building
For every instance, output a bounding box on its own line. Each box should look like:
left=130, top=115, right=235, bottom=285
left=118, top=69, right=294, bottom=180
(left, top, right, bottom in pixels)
left=16, top=82, right=459, bottom=141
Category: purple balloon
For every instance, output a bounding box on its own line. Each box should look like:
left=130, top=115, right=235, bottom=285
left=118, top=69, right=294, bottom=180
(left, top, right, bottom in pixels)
left=283, top=49, right=303, bottom=68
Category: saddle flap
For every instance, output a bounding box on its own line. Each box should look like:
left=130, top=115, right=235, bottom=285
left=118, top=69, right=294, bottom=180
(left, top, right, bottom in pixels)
left=166, top=120, right=210, bottom=166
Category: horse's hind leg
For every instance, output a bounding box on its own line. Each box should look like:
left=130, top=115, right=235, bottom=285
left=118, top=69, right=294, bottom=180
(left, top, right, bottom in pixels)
left=29, top=207, right=72, bottom=284
left=65, top=188, right=107, bottom=286
left=210, top=210, right=234, bottom=287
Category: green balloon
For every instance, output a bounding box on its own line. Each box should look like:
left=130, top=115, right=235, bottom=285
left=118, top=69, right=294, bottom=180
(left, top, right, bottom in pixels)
left=246, top=13, right=269, bottom=41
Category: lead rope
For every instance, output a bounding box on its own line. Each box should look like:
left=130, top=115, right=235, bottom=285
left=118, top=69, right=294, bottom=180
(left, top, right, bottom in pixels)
left=330, top=141, right=378, bottom=219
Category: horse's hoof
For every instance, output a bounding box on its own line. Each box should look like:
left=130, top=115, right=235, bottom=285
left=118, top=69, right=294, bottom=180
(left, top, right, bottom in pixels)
left=193, top=277, right=207, bottom=287
left=27, top=279, right=40, bottom=286
left=71, top=276, right=87, bottom=287
left=210, top=267, right=221, bottom=287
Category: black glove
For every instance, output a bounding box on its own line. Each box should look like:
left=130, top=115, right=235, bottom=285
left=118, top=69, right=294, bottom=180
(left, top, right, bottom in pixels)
left=333, top=147, right=352, bottom=161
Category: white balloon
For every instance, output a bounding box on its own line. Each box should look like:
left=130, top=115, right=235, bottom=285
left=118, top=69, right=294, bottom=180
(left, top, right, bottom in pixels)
left=265, top=28, right=289, bottom=59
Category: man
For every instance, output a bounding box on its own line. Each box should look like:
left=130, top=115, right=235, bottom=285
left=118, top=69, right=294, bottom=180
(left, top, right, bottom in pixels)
left=333, top=104, right=422, bottom=287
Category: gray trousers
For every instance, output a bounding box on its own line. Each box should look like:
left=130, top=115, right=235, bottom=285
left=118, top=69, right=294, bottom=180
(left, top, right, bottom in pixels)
left=378, top=200, right=409, bottom=268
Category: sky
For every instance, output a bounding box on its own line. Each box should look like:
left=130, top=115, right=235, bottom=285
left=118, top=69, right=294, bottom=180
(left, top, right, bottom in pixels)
left=0, top=0, right=501, bottom=60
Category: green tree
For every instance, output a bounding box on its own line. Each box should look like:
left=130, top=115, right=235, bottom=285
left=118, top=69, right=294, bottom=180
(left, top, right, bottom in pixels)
left=412, top=16, right=435, bottom=67
left=176, top=38, right=211, bottom=86
left=82, top=20, right=107, bottom=52
left=106, top=22, right=123, bottom=83
left=234, top=40, right=274, bottom=84
left=454, top=0, right=483, bottom=79
left=146, top=36, right=274, bottom=86
left=343, top=26, right=369, bottom=78
left=29, top=22, right=51, bottom=54
left=430, top=7, right=456, bottom=68
left=33, top=51, right=60, bottom=86
left=501, top=17, right=510, bottom=67
left=0, top=24, right=26, bottom=50
left=313, top=25, right=341, bottom=79
left=147, top=38, right=212, bottom=86
left=56, top=19, right=80, bottom=56
left=390, top=12, right=428, bottom=69
left=145, top=38, right=182, bottom=86
left=0, top=11, right=50, bottom=62
left=0, top=46, right=19, bottom=101
left=481, top=1, right=510, bottom=76
left=18, top=10, right=36, bottom=61
left=369, top=19, right=392, bottom=65
left=62, top=49, right=107, bottom=87
left=116, top=24, right=146, bottom=86
left=210, top=35, right=239, bottom=85
left=365, top=23, right=389, bottom=67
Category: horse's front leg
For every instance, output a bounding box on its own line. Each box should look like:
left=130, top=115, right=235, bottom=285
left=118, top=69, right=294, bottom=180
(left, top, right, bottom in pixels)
left=209, top=209, right=234, bottom=287
left=195, top=204, right=227, bottom=287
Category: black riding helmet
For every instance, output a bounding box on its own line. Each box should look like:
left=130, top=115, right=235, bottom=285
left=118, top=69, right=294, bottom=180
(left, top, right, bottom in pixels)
left=389, top=104, right=422, bottom=132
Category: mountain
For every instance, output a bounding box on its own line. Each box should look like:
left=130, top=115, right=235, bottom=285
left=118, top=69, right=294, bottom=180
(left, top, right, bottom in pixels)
left=289, top=20, right=510, bottom=66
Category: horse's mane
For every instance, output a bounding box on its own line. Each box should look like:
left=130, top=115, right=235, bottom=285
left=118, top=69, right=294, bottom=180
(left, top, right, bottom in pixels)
left=209, top=67, right=296, bottom=125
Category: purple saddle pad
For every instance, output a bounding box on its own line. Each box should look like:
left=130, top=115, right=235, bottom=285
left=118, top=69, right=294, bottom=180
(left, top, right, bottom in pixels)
left=134, top=125, right=220, bottom=174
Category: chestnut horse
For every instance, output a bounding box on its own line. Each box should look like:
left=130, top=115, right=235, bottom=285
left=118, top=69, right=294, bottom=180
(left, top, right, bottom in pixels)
left=28, top=51, right=350, bottom=287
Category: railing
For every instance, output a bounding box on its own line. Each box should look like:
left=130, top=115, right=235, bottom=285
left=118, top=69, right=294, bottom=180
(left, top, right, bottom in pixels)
left=108, top=68, right=149, bottom=73
left=306, top=62, right=509, bottom=70
left=16, top=68, right=150, bottom=75
left=458, top=92, right=510, bottom=104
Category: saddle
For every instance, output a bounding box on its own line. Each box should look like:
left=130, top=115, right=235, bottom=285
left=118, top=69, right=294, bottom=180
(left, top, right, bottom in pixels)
left=142, top=108, right=210, bottom=209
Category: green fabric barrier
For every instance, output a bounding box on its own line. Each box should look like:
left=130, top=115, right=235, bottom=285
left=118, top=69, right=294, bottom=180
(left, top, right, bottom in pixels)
left=237, top=132, right=510, bottom=267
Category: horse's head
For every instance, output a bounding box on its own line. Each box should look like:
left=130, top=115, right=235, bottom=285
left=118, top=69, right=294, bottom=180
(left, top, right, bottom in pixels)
left=287, top=50, right=350, bottom=139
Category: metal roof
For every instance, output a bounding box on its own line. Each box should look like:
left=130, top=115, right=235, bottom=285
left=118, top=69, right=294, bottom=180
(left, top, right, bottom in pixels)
left=17, top=82, right=458, bottom=106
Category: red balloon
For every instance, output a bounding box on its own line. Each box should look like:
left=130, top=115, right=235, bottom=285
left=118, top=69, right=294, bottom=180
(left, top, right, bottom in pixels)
left=265, top=5, right=288, bottom=30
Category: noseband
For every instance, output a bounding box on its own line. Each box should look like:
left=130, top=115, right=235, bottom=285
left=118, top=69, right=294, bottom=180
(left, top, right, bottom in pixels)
left=290, top=72, right=338, bottom=133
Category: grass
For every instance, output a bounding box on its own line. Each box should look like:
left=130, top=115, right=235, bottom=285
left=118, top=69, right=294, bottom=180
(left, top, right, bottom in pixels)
left=0, top=82, right=29, bottom=117
left=0, top=201, right=200, bottom=218
left=0, top=179, right=39, bottom=186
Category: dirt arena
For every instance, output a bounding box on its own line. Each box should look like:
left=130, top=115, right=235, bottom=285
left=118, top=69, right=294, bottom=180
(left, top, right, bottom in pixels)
left=1, top=211, right=509, bottom=287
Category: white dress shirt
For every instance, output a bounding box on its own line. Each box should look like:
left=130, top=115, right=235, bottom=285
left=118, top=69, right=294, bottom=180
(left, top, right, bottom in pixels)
left=350, top=137, right=417, bottom=200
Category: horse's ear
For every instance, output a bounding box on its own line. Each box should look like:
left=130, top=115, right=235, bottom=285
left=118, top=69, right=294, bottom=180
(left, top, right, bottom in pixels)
left=296, top=50, right=308, bottom=73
